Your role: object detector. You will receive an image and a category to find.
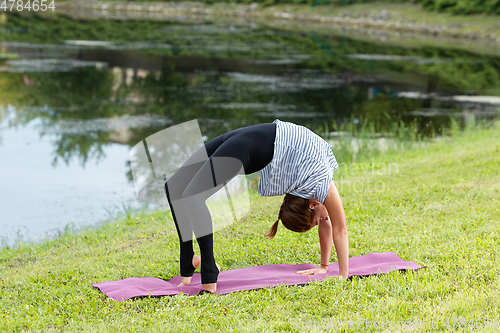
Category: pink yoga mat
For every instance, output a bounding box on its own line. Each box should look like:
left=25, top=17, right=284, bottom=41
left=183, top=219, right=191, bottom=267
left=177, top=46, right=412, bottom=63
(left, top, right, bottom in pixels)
left=92, top=252, right=425, bottom=301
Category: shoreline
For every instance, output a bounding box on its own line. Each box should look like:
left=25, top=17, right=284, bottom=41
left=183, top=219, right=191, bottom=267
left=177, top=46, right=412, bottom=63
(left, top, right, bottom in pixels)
left=55, top=1, right=500, bottom=43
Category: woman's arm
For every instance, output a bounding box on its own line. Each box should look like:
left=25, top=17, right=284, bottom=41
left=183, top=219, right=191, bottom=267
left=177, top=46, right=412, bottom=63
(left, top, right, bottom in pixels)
left=324, top=180, right=349, bottom=279
left=296, top=180, right=349, bottom=277
left=296, top=215, right=331, bottom=275
left=318, top=215, right=333, bottom=269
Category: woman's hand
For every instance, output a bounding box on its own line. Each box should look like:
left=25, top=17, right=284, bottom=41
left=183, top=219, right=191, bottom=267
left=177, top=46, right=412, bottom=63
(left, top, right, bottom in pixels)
left=296, top=266, right=328, bottom=275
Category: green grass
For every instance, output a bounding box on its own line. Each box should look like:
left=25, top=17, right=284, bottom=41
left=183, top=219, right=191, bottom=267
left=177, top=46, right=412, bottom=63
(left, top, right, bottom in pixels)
left=1, top=121, right=500, bottom=332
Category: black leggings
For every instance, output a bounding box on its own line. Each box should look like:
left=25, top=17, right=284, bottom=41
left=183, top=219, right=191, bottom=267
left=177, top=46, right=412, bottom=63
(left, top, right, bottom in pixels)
left=164, top=122, right=276, bottom=284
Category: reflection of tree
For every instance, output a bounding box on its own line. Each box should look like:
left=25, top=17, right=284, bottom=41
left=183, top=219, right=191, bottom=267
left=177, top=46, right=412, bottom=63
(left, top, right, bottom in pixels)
left=4, top=12, right=500, bottom=95
left=0, top=68, right=118, bottom=166
left=119, top=63, right=264, bottom=144
left=354, top=90, right=457, bottom=136
left=400, top=48, right=500, bottom=93
left=306, top=34, right=500, bottom=93
left=30, top=68, right=115, bottom=118
left=0, top=72, right=27, bottom=110
left=0, top=68, right=115, bottom=114
left=51, top=132, right=108, bottom=167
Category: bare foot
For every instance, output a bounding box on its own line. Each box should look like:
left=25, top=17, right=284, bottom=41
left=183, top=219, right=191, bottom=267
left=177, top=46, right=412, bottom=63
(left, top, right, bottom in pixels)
left=202, top=263, right=221, bottom=293
left=176, top=255, right=201, bottom=287
left=177, top=256, right=221, bottom=289
left=192, top=254, right=201, bottom=269
left=177, top=276, right=192, bottom=287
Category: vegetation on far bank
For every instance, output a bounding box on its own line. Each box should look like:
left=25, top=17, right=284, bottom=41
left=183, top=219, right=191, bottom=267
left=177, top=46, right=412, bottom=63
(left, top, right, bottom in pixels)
left=85, top=0, right=500, bottom=16
left=1, top=119, right=499, bottom=331
left=52, top=0, right=500, bottom=46
left=3, top=11, right=500, bottom=97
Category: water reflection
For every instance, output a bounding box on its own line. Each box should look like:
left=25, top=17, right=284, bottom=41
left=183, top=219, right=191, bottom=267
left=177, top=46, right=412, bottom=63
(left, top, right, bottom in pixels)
left=0, top=11, right=499, bottom=246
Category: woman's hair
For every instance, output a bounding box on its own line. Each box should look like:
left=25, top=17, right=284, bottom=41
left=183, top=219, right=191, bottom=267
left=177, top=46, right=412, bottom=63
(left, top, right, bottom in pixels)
left=265, top=194, right=315, bottom=239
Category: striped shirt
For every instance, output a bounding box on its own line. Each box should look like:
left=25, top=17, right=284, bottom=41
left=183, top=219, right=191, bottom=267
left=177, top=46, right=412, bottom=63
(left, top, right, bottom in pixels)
left=258, top=119, right=339, bottom=203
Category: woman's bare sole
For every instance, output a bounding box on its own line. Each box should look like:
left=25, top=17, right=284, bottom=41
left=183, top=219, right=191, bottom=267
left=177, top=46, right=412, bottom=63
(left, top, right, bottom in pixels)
left=177, top=254, right=220, bottom=292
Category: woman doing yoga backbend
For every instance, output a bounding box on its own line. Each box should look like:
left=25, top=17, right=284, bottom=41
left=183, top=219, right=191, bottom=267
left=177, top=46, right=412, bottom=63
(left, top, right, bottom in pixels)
left=164, top=119, right=349, bottom=293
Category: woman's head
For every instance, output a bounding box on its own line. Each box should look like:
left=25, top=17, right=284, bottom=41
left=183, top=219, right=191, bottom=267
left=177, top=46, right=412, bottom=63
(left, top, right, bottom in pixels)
left=265, top=194, right=316, bottom=239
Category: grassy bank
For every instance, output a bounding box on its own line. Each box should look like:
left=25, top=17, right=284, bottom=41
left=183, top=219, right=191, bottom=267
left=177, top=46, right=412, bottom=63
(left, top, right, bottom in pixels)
left=57, top=1, right=500, bottom=42
left=1, top=121, right=500, bottom=332
left=59, top=0, right=500, bottom=16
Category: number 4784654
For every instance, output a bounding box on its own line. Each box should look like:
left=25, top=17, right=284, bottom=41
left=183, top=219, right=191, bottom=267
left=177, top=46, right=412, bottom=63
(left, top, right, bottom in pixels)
left=1, top=0, right=56, bottom=12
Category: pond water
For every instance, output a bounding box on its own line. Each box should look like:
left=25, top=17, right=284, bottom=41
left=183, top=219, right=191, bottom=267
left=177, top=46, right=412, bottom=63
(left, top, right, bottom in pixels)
left=1, top=11, right=499, bottom=246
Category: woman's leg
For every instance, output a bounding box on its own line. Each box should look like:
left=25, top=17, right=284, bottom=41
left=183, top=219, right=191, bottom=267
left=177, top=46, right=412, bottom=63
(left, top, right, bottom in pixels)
left=164, top=161, right=205, bottom=278
left=164, top=135, right=226, bottom=280
left=181, top=155, right=245, bottom=285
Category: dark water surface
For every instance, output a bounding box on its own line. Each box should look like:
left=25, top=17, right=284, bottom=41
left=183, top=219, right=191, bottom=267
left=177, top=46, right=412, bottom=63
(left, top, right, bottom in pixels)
left=1, top=12, right=499, bottom=246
